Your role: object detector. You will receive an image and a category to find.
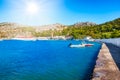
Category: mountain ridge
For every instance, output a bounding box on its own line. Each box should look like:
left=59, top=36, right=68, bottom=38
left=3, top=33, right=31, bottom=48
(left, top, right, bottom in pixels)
left=0, top=18, right=120, bottom=39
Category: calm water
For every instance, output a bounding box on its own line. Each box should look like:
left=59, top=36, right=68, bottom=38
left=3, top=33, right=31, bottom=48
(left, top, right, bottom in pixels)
left=0, top=40, right=101, bottom=80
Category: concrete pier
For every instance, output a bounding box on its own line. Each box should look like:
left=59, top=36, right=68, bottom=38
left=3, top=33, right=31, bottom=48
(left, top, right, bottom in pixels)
left=92, top=43, right=120, bottom=80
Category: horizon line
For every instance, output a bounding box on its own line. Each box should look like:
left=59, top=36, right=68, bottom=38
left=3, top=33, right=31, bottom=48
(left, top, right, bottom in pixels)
left=0, top=17, right=119, bottom=26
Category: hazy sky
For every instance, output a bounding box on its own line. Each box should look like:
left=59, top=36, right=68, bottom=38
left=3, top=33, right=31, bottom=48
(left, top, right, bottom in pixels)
left=0, top=0, right=120, bottom=25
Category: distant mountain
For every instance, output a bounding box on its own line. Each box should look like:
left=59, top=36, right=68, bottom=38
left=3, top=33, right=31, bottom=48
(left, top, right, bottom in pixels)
left=99, top=18, right=120, bottom=30
left=62, top=18, right=120, bottom=39
left=0, top=22, right=65, bottom=31
left=0, top=22, right=65, bottom=38
left=0, top=18, right=120, bottom=39
left=0, top=22, right=27, bottom=28
left=101, top=18, right=120, bottom=25
left=74, top=22, right=96, bottom=27
left=35, top=23, right=65, bottom=32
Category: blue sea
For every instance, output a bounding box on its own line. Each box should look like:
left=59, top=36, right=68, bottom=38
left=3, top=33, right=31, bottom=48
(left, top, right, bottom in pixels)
left=0, top=40, right=101, bottom=80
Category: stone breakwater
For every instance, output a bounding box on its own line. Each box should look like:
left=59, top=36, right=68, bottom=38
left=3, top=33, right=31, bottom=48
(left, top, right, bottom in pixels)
left=92, top=43, right=120, bottom=80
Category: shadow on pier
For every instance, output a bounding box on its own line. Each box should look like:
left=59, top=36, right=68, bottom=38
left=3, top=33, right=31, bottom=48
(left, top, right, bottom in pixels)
left=106, top=43, right=120, bottom=70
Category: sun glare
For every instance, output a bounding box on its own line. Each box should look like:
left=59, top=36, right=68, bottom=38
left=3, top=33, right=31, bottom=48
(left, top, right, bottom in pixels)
left=26, top=2, right=39, bottom=15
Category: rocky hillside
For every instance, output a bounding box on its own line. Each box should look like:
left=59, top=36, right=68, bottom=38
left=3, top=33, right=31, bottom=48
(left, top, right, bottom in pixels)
left=0, top=18, right=120, bottom=39
left=62, top=18, right=120, bottom=39
left=74, top=22, right=96, bottom=27
left=0, top=22, right=65, bottom=38
left=35, top=23, right=65, bottom=32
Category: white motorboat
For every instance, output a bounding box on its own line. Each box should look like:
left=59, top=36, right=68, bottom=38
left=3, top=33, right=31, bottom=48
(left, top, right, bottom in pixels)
left=69, top=44, right=85, bottom=48
left=69, top=41, right=94, bottom=48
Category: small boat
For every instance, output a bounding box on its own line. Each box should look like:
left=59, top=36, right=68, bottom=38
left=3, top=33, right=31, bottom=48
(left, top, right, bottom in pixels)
left=69, top=44, right=85, bottom=48
left=69, top=41, right=94, bottom=48
left=85, top=43, right=94, bottom=46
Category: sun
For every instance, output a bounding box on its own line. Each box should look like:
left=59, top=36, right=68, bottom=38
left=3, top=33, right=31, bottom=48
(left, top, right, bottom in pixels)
left=26, top=2, right=39, bottom=15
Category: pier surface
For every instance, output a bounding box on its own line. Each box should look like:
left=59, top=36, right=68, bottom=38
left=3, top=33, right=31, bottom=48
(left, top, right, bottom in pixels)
left=92, top=43, right=120, bottom=80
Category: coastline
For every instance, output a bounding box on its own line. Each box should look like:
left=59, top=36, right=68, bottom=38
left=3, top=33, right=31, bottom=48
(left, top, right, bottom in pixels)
left=0, top=36, right=73, bottom=41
